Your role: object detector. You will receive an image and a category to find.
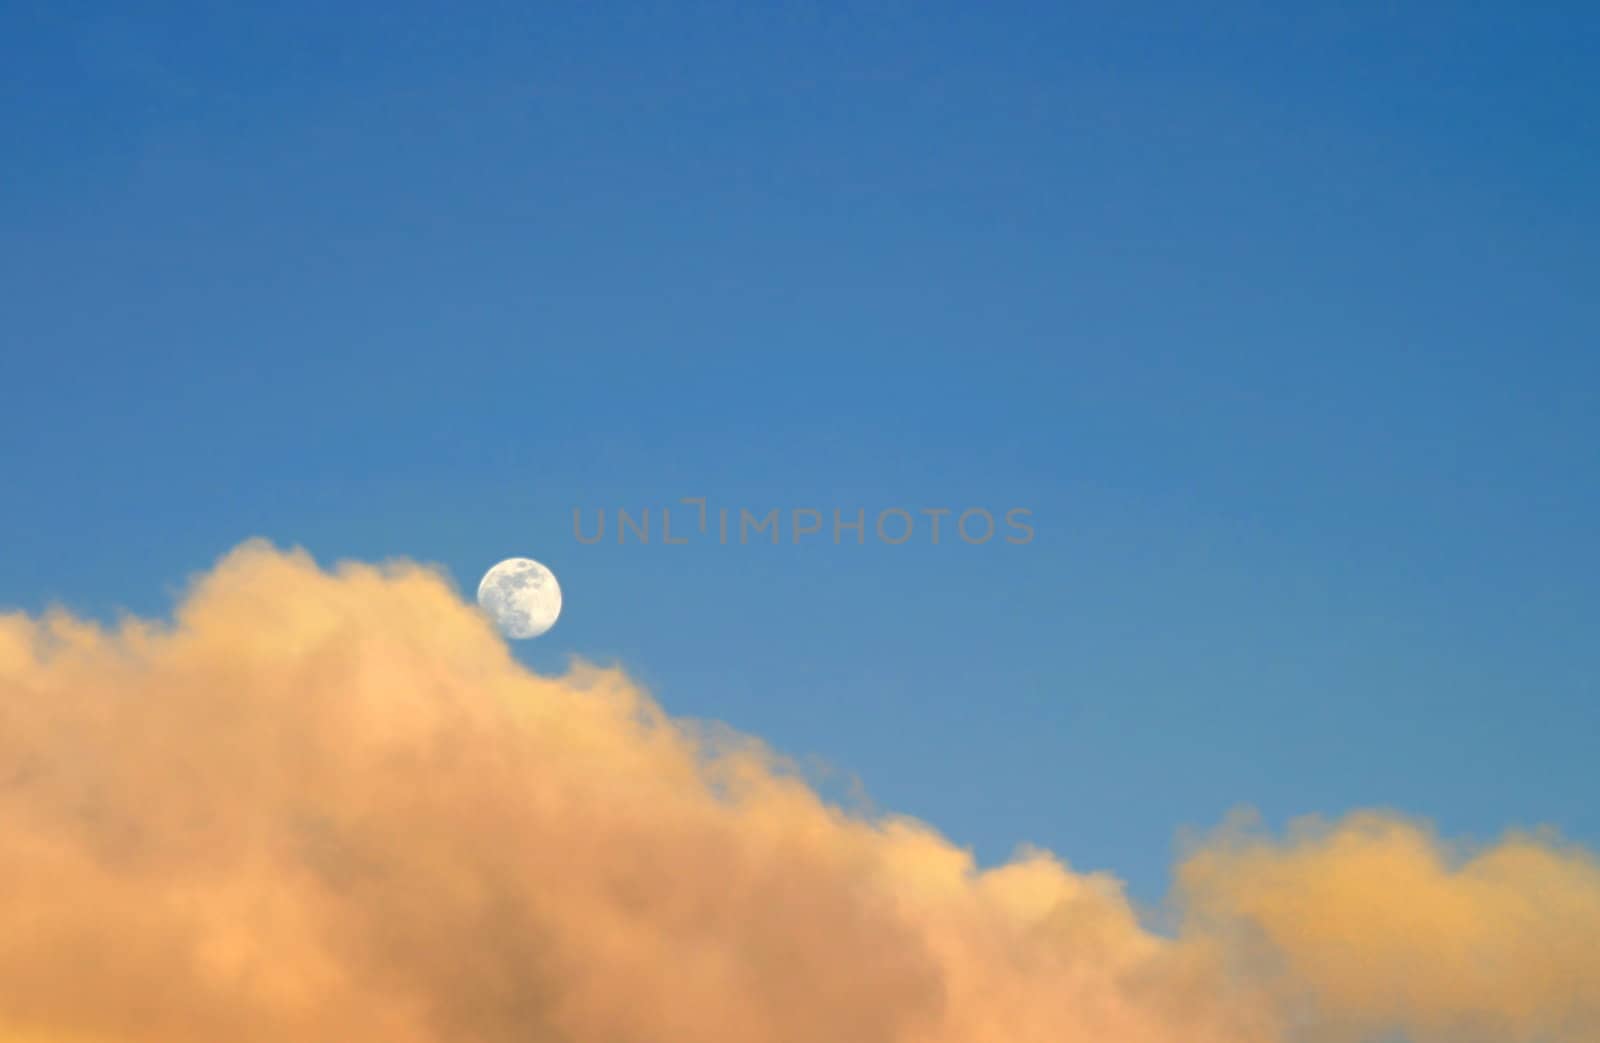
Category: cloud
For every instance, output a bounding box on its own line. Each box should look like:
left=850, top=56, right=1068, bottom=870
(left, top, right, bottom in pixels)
left=1178, top=811, right=1600, bottom=1043
left=0, top=541, right=1593, bottom=1042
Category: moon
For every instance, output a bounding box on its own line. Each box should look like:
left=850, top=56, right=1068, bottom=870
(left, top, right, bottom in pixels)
left=476, top=558, right=562, bottom=639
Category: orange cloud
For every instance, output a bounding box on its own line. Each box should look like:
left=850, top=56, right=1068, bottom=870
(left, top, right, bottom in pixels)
left=1177, top=812, right=1600, bottom=1043
left=0, top=542, right=1592, bottom=1042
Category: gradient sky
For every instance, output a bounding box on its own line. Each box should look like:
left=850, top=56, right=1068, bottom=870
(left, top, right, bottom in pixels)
left=3, top=1, right=1597, bottom=905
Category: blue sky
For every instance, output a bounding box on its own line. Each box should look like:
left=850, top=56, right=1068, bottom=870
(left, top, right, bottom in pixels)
left=3, top=1, right=1597, bottom=903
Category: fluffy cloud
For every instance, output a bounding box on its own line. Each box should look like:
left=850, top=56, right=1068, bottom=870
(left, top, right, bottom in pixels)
left=0, top=542, right=1593, bottom=1043
left=1179, top=812, right=1600, bottom=1042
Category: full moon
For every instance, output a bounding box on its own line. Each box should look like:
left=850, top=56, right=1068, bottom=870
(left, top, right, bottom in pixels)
left=476, top=558, right=562, bottom=639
